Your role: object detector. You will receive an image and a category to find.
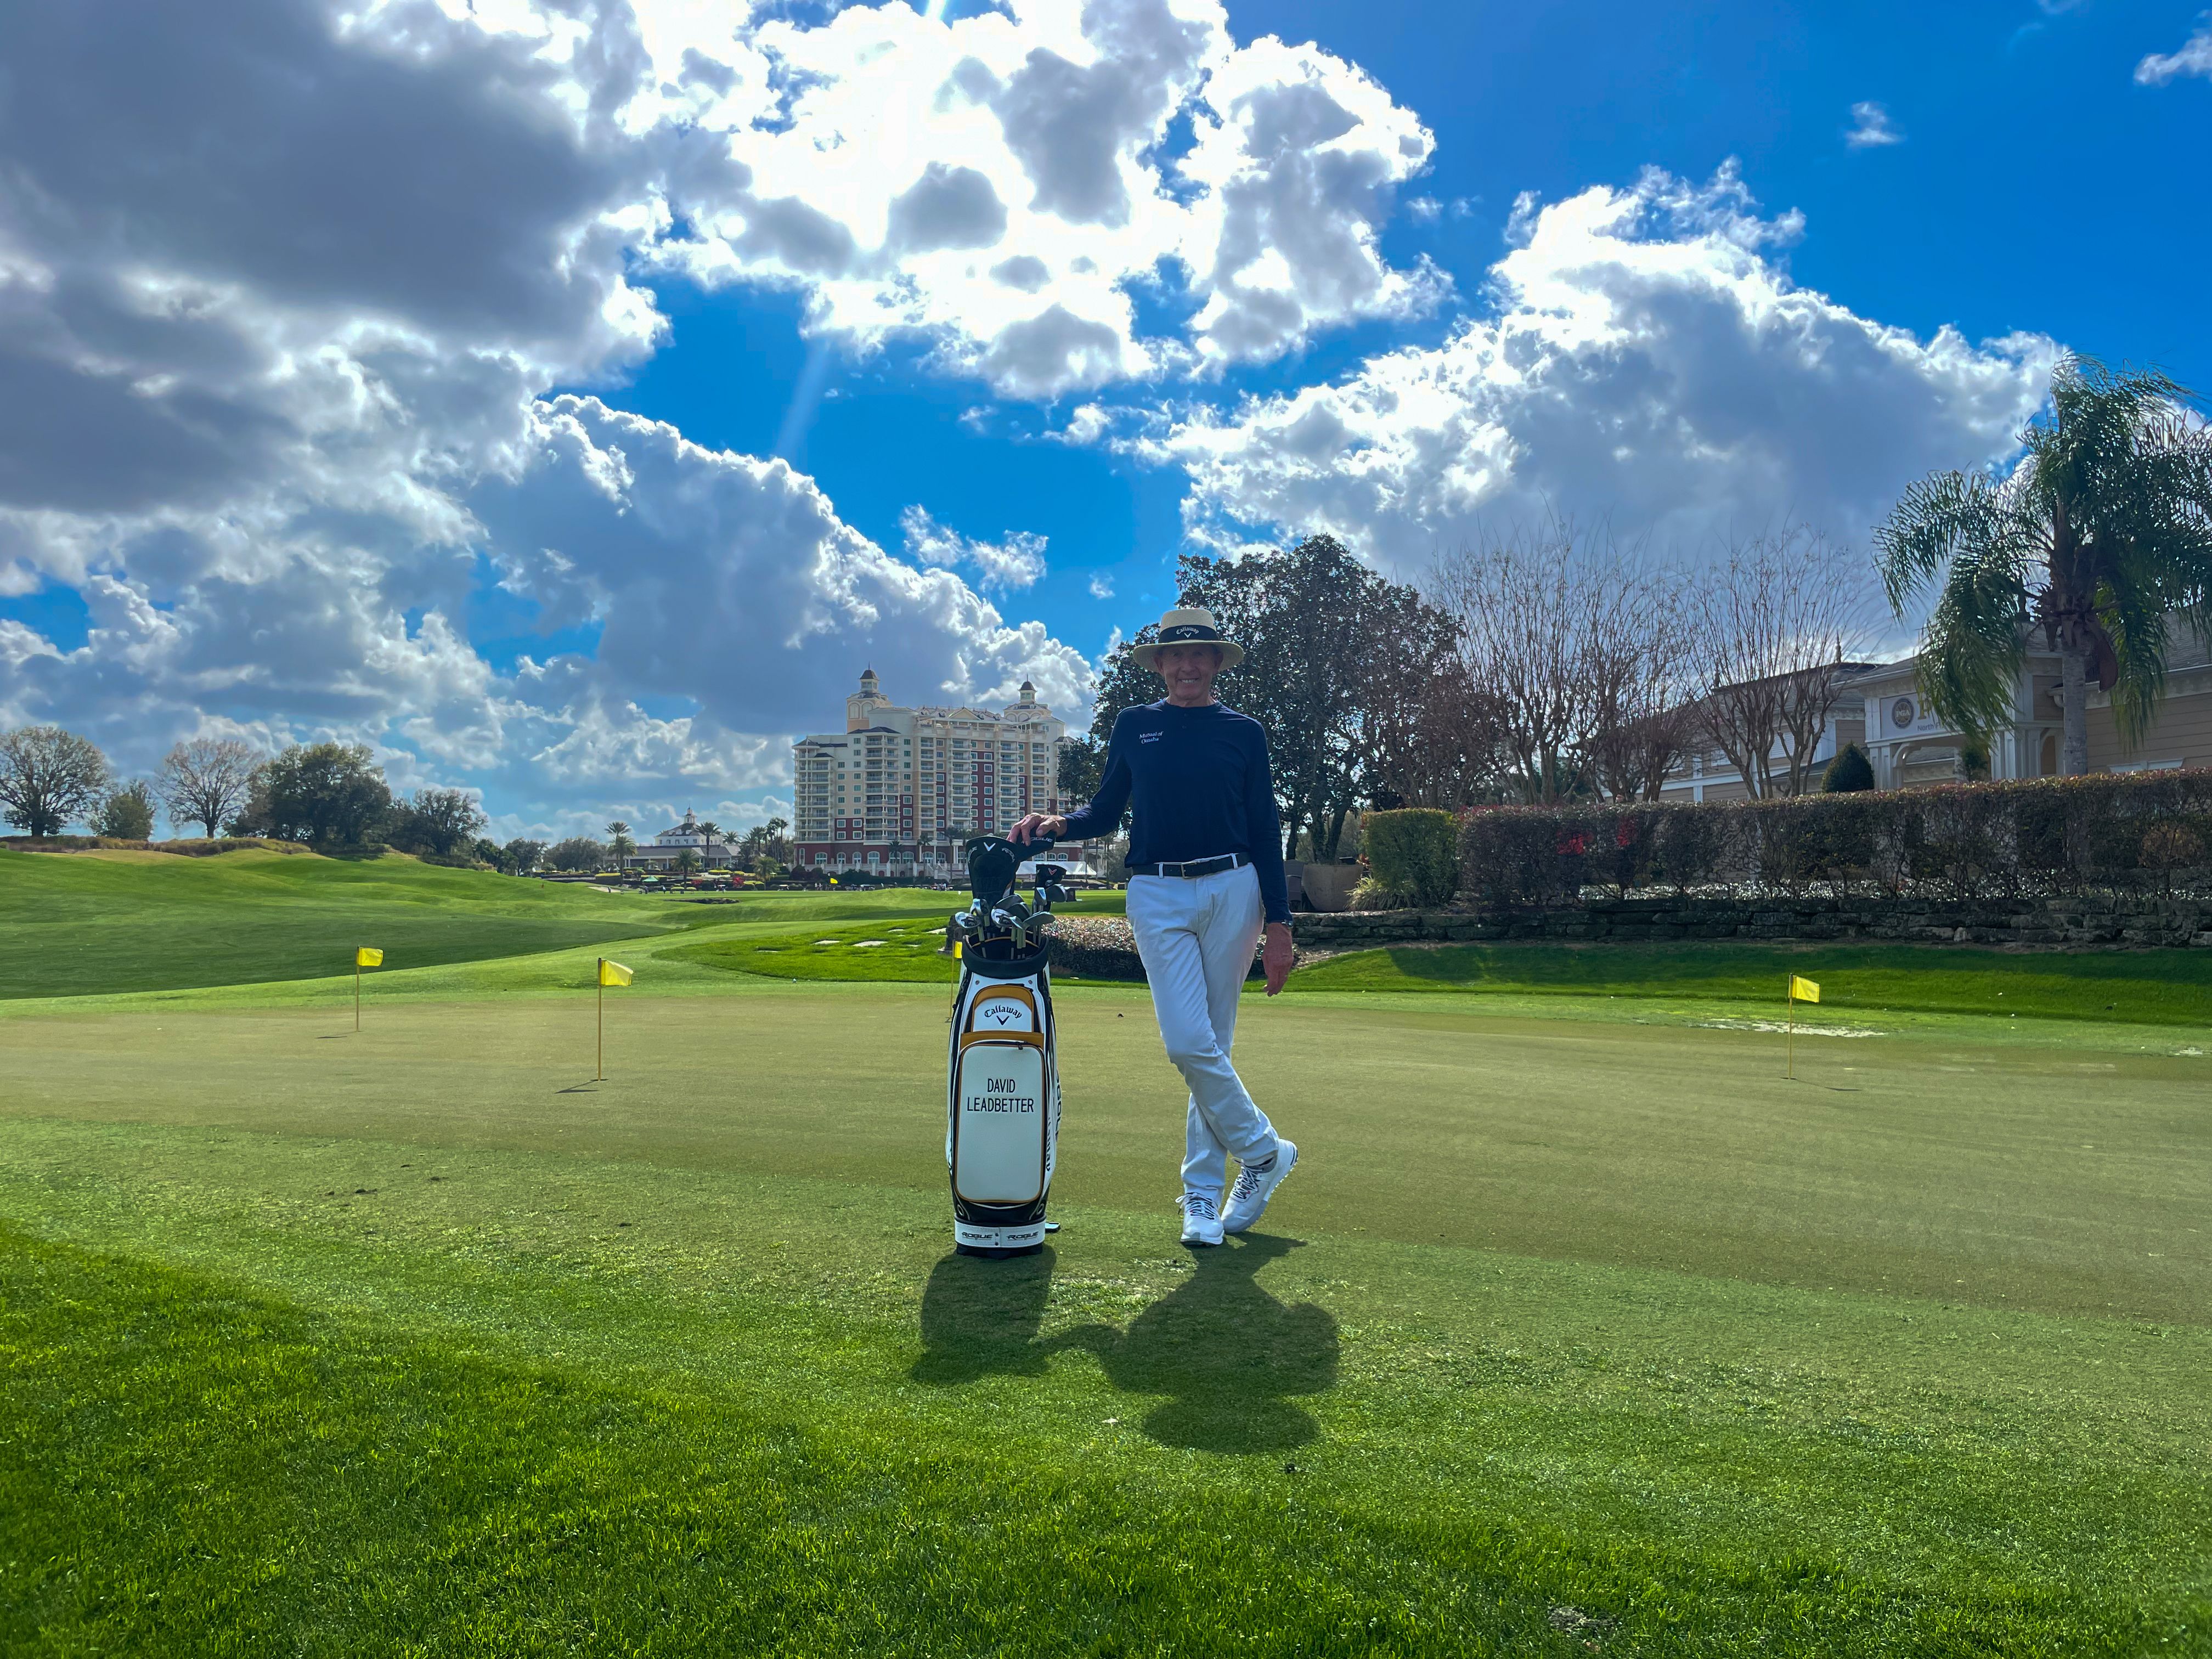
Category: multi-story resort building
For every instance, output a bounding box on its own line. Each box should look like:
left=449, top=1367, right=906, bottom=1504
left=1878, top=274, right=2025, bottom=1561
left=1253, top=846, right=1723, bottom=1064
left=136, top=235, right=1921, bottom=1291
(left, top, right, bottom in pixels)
left=792, top=670, right=1074, bottom=877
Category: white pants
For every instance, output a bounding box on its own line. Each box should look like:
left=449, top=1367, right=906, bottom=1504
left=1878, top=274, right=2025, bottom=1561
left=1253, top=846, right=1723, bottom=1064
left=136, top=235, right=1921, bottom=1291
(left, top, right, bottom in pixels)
left=1126, top=863, right=1278, bottom=1201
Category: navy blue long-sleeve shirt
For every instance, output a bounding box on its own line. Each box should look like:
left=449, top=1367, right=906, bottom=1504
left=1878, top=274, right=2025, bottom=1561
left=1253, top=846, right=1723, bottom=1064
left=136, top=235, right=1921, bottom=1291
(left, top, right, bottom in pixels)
left=1057, top=699, right=1291, bottom=925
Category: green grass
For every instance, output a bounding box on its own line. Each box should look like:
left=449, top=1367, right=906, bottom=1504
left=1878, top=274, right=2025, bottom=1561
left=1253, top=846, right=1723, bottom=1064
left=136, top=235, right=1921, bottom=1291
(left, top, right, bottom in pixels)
left=1290, top=938, right=2212, bottom=1025
left=674, top=915, right=964, bottom=982
left=0, top=847, right=714, bottom=999
left=0, top=852, right=1008, bottom=1001
left=671, top=891, right=1129, bottom=985
left=0, top=960, right=2208, bottom=1653
left=2, top=862, right=2208, bottom=1652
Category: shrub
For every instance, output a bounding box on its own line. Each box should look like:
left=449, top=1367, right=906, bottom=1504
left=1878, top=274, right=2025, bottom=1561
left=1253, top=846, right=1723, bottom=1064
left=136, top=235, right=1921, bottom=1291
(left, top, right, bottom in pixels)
left=1821, top=744, right=1875, bottom=793
left=1361, top=808, right=1460, bottom=907
left=93, top=780, right=157, bottom=840
left=1454, top=770, right=2212, bottom=905
left=1042, top=917, right=1147, bottom=981
left=1348, top=876, right=1417, bottom=910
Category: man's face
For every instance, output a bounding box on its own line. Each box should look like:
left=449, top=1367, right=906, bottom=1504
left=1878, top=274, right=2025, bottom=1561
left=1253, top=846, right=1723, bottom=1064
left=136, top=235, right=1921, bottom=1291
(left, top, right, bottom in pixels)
left=1155, top=642, right=1223, bottom=700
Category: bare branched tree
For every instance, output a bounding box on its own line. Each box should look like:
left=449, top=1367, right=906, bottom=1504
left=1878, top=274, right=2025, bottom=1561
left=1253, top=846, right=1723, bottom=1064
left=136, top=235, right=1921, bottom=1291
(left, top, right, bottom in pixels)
left=1362, top=657, right=1504, bottom=809
left=1688, top=528, right=1873, bottom=798
left=1431, top=518, right=1679, bottom=803
left=158, top=737, right=263, bottom=838
left=1586, top=565, right=1699, bottom=800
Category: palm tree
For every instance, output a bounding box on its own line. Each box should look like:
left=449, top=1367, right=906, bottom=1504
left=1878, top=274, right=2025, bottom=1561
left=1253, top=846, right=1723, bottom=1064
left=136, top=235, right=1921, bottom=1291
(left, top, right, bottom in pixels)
left=605, top=819, right=635, bottom=871
left=693, top=819, right=723, bottom=867
left=1876, top=356, right=2212, bottom=774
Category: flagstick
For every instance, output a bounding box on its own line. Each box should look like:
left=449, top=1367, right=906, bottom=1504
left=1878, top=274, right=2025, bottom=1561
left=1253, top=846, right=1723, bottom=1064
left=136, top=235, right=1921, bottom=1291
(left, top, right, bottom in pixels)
left=597, top=960, right=605, bottom=1081
left=1785, top=979, right=1795, bottom=1080
left=356, top=960, right=362, bottom=1032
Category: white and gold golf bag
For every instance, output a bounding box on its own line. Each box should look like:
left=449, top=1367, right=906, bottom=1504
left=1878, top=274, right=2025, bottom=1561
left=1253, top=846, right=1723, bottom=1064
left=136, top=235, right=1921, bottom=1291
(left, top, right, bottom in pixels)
left=944, top=838, right=1074, bottom=1257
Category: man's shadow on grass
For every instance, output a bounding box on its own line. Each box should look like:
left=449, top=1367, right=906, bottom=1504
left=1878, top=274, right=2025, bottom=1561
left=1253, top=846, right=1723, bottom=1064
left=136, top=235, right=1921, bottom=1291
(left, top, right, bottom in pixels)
left=913, top=1234, right=1338, bottom=1454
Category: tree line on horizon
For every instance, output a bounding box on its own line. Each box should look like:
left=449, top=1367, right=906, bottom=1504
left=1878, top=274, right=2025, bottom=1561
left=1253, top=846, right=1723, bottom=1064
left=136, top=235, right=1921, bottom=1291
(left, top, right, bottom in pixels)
left=0, top=724, right=798, bottom=881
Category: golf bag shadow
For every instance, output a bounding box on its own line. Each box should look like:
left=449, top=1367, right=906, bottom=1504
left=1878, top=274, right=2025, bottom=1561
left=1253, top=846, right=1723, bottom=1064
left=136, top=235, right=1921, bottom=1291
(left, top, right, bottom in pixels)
left=945, top=837, right=1074, bottom=1259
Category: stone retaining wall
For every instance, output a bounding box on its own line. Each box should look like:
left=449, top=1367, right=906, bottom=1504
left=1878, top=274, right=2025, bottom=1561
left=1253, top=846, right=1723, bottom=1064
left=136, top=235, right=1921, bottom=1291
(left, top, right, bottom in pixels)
left=1291, top=895, right=2212, bottom=950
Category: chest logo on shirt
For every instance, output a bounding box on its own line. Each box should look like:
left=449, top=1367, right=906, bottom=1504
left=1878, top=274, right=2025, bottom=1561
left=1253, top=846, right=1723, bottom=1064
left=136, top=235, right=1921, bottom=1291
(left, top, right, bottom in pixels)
left=1139, top=731, right=1163, bottom=743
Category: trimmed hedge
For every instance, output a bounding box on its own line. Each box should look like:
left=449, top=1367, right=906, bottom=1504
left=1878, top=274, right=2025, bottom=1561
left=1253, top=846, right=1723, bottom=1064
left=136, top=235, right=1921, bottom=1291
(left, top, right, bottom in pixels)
left=1041, top=916, right=1266, bottom=982
left=1458, top=770, right=2212, bottom=905
left=1362, top=809, right=1460, bottom=907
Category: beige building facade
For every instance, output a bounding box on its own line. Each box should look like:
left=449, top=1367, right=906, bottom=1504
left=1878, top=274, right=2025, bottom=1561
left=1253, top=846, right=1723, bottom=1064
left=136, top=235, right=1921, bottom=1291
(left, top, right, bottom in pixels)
left=1658, top=635, right=2212, bottom=802
left=792, top=669, right=1073, bottom=876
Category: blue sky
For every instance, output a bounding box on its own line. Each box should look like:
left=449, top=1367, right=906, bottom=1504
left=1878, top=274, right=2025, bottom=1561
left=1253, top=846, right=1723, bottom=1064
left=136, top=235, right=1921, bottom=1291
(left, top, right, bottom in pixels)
left=1, top=0, right=2206, bottom=838
left=586, top=0, right=2211, bottom=666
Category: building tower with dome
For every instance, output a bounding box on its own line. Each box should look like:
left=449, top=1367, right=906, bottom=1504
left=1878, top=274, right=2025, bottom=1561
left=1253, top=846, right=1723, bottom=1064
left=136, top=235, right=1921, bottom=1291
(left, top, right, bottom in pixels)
left=791, top=670, right=1075, bottom=877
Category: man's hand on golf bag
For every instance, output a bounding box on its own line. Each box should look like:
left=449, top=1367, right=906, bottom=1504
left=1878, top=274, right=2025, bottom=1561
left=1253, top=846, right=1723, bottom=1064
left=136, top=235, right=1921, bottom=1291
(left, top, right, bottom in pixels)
left=1008, top=814, right=1065, bottom=845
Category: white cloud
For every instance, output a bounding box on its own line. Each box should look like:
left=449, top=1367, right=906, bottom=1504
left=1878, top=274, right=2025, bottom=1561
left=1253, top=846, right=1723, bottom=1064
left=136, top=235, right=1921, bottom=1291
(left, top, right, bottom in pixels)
left=0, top=0, right=1104, bottom=826
left=1844, top=101, right=1904, bottom=148
left=900, top=505, right=1049, bottom=591
left=0, top=0, right=2091, bottom=838
left=644, top=0, right=1442, bottom=396
left=1088, top=572, right=1116, bottom=598
left=2136, top=15, right=2212, bottom=83
left=1160, top=166, right=2057, bottom=568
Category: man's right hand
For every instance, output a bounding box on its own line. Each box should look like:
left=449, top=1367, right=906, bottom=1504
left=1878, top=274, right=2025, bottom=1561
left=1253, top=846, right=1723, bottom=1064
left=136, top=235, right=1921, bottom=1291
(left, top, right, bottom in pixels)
left=1008, top=813, right=1066, bottom=845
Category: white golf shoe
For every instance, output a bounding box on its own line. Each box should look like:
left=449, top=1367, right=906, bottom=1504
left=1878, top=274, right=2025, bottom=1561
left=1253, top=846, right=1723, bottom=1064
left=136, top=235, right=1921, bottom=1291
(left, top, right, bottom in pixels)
left=1178, top=1190, right=1224, bottom=1248
left=1222, top=1138, right=1297, bottom=1234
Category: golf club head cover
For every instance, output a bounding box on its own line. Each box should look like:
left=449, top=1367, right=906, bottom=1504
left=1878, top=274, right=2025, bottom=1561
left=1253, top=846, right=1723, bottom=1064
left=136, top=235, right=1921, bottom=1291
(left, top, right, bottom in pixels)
left=964, top=837, right=1019, bottom=907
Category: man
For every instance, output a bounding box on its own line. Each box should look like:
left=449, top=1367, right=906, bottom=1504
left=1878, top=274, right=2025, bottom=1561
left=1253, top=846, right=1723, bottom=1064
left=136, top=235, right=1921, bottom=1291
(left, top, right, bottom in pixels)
left=1010, top=607, right=1298, bottom=1246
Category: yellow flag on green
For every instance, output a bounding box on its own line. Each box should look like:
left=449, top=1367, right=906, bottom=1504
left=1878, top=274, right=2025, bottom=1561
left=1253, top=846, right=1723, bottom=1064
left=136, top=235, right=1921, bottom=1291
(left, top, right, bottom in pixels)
left=599, top=958, right=633, bottom=987
left=1789, top=975, right=1820, bottom=1003
left=356, top=947, right=382, bottom=967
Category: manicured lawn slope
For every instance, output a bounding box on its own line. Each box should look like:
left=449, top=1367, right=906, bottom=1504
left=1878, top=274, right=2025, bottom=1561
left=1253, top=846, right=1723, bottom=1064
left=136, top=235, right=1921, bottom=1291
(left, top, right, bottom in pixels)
left=1291, top=938, right=2212, bottom=1025
left=0, top=973, right=2207, bottom=1652
left=673, top=892, right=1129, bottom=985
left=0, top=849, right=704, bottom=999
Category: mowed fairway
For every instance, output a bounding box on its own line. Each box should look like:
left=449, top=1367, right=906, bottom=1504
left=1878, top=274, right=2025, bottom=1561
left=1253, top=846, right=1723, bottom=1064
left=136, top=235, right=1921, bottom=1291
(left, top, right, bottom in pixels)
left=1, top=865, right=2209, bottom=1654
left=0, top=847, right=706, bottom=998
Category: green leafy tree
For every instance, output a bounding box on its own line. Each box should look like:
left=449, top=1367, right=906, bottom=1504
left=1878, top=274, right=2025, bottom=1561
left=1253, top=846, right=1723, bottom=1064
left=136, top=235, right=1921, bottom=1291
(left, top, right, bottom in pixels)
left=548, top=836, right=606, bottom=872
left=388, top=787, right=487, bottom=857
left=672, top=847, right=701, bottom=877
left=1185, top=538, right=1463, bottom=858
left=504, top=837, right=548, bottom=875
left=93, top=780, right=158, bottom=840
left=1058, top=735, right=1105, bottom=804
left=1877, top=356, right=2212, bottom=774
left=1085, top=541, right=1459, bottom=858
left=236, top=743, right=392, bottom=845
left=0, top=725, right=110, bottom=837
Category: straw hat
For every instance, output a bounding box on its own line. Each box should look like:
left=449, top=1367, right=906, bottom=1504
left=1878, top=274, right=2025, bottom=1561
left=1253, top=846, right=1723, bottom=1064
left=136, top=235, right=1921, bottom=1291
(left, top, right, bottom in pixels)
left=1128, top=606, right=1244, bottom=671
